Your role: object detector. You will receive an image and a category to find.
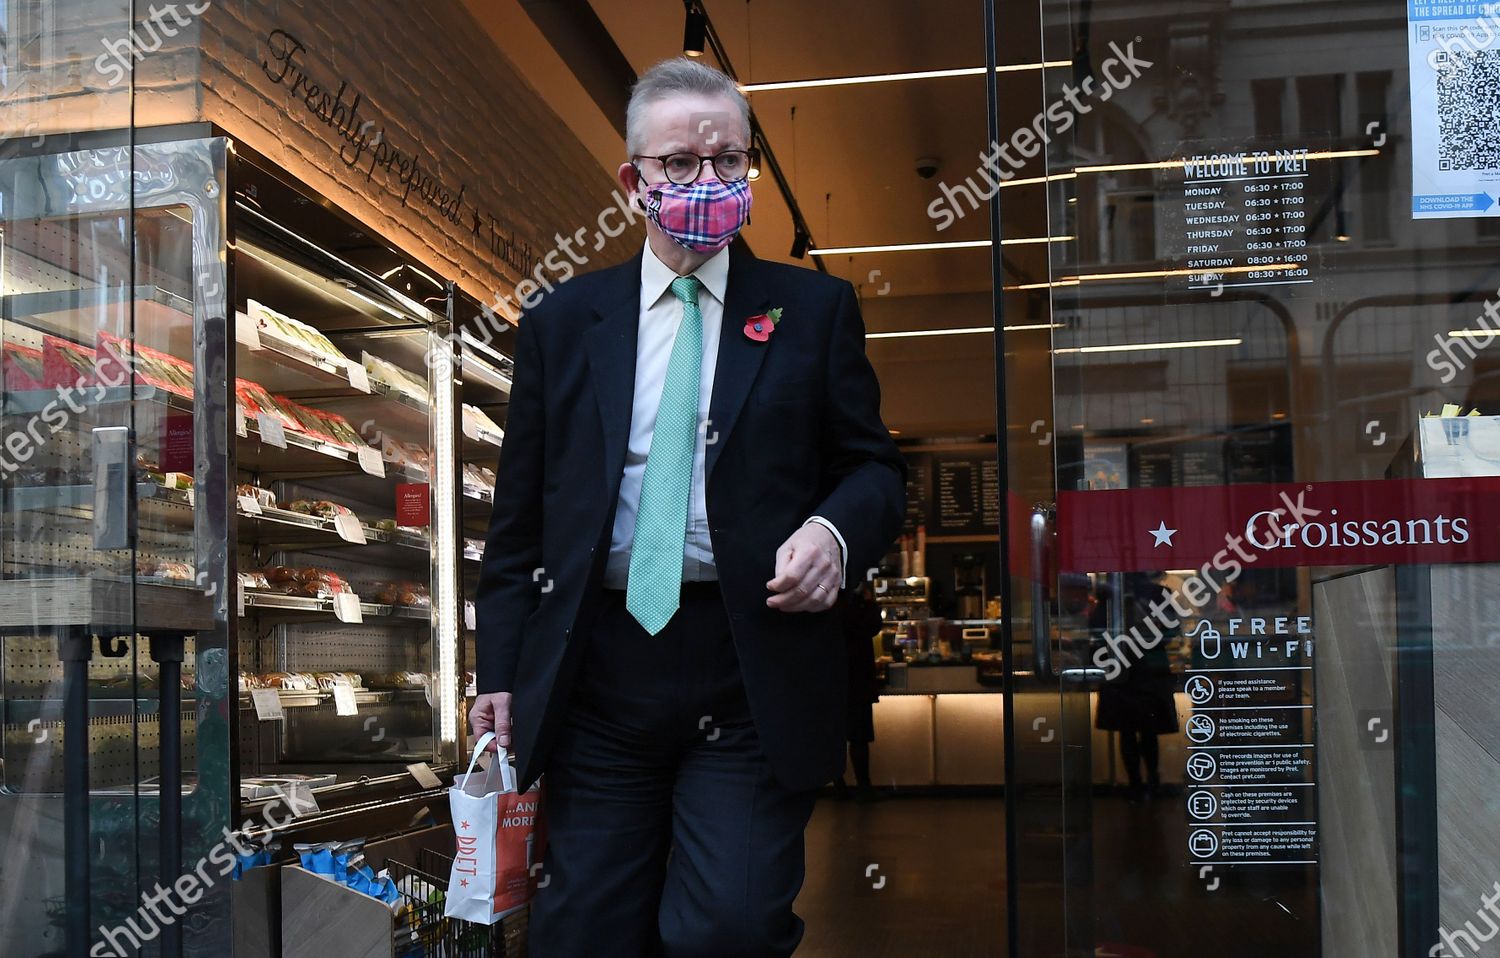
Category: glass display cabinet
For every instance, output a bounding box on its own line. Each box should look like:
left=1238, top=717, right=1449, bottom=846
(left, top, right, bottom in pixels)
left=0, top=132, right=508, bottom=955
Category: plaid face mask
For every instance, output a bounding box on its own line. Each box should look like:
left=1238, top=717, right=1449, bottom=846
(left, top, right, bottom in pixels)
left=642, top=177, right=753, bottom=253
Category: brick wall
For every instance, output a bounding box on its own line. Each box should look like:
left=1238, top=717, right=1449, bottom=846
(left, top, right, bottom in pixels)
left=1, top=0, right=202, bottom=135
left=199, top=0, right=637, bottom=313
left=4, top=1, right=637, bottom=313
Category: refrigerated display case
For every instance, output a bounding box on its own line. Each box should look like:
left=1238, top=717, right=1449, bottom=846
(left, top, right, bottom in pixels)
left=453, top=286, right=515, bottom=706
left=0, top=131, right=511, bottom=953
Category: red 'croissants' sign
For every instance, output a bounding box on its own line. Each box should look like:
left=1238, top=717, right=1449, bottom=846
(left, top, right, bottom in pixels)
left=1057, top=476, right=1500, bottom=572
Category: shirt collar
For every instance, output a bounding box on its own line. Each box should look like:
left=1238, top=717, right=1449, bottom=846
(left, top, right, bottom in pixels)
left=640, top=240, right=730, bottom=309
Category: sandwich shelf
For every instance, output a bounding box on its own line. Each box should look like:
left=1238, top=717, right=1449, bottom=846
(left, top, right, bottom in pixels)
left=0, top=133, right=512, bottom=948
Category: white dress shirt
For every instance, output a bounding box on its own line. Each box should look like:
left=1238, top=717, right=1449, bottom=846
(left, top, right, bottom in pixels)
left=602, top=241, right=848, bottom=591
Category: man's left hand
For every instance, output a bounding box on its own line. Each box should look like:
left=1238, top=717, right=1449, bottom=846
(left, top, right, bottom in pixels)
left=766, top=523, right=842, bottom=612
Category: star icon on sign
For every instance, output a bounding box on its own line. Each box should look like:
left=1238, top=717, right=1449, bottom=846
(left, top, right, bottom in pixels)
left=459, top=878, right=469, bottom=888
left=1149, top=521, right=1177, bottom=547
left=460, top=820, right=470, bottom=830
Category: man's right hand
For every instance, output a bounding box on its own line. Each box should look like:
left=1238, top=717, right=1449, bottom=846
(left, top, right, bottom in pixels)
left=470, top=692, right=513, bottom=752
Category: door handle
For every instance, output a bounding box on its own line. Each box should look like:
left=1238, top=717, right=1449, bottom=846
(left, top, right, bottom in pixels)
left=1030, top=504, right=1054, bottom=679
left=1061, top=667, right=1106, bottom=687
left=92, top=426, right=132, bottom=550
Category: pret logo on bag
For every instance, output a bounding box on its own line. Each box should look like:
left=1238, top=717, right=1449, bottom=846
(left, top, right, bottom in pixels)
left=454, top=831, right=480, bottom=888
left=446, top=733, right=542, bottom=925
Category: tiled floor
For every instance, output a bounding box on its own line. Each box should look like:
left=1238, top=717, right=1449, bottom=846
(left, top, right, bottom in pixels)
left=794, top=793, right=1319, bottom=958
left=796, top=795, right=1007, bottom=957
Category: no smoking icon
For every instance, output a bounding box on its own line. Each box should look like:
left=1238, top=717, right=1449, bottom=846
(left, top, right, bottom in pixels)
left=1187, top=713, right=1216, bottom=743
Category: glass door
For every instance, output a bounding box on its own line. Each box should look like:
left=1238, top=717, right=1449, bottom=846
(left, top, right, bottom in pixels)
left=0, top=40, right=231, bottom=956
left=995, top=0, right=1500, bottom=954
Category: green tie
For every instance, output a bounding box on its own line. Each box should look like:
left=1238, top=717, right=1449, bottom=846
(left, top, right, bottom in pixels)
left=626, top=275, right=704, bottom=634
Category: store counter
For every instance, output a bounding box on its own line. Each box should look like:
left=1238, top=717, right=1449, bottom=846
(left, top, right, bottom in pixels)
left=866, top=664, right=1192, bottom=788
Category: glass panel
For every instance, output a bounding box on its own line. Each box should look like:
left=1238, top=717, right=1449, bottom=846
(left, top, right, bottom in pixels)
left=0, top=137, right=229, bottom=956
left=996, top=0, right=1499, bottom=954
left=0, top=6, right=160, bottom=952
left=0, top=153, right=145, bottom=958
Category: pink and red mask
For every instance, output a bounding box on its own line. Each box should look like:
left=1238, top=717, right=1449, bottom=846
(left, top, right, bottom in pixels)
left=640, top=177, right=753, bottom=253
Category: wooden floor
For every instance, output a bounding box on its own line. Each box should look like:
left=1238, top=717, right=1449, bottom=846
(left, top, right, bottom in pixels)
left=796, top=795, right=1007, bottom=957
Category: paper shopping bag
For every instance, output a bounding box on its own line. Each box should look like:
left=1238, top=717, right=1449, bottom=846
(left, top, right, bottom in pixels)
left=444, top=731, right=543, bottom=924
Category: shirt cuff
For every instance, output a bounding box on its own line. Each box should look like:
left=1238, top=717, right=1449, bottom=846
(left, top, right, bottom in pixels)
left=803, top=516, right=848, bottom=590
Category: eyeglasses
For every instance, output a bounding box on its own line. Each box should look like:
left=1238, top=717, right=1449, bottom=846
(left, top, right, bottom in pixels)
left=632, top=149, right=759, bottom=185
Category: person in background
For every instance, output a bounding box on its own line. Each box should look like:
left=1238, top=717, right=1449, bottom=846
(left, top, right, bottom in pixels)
left=836, top=581, right=883, bottom=802
left=1094, top=571, right=1180, bottom=801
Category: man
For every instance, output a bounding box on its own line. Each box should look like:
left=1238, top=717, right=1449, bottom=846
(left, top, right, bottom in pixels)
left=471, top=56, right=905, bottom=957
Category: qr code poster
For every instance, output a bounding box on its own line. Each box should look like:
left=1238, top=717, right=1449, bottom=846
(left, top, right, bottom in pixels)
left=1409, top=1, right=1500, bottom=218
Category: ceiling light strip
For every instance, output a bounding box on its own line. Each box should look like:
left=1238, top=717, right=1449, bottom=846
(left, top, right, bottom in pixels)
left=866, top=323, right=1063, bottom=339
left=739, top=60, right=1072, bottom=93
left=1054, top=338, right=1242, bottom=354
left=810, top=235, right=1071, bottom=256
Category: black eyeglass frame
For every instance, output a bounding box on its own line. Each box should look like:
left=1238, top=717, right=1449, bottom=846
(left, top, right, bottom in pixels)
left=630, top=148, right=761, bottom=185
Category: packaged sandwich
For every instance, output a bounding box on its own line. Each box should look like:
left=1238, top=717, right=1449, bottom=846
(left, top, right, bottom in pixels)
left=379, top=436, right=431, bottom=476
left=462, top=403, right=504, bottom=443
left=311, top=671, right=363, bottom=690
left=286, top=499, right=356, bottom=521
left=372, top=580, right=429, bottom=608
left=238, top=571, right=271, bottom=591
left=365, top=671, right=428, bottom=689
left=363, top=352, right=429, bottom=404
left=247, top=300, right=350, bottom=368
left=4, top=343, right=46, bottom=391
left=310, top=409, right=368, bottom=450
left=261, top=672, right=317, bottom=692
left=237, top=484, right=278, bottom=509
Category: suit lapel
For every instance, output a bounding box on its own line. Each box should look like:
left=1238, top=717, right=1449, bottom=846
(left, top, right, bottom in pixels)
left=584, top=250, right=645, bottom=499
left=706, top=242, right=772, bottom=480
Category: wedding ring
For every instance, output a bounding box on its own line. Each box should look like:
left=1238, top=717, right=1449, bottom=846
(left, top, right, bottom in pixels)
left=815, top=584, right=827, bottom=592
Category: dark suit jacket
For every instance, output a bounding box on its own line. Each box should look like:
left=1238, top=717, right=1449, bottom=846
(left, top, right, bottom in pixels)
left=475, top=241, right=906, bottom=791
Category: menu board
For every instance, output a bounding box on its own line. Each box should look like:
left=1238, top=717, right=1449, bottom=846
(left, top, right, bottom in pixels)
left=901, top=455, right=929, bottom=535
left=1165, top=143, right=1316, bottom=293
left=979, top=458, right=1000, bottom=530
left=1226, top=427, right=1290, bottom=484
left=1178, top=438, right=1226, bottom=487
left=1131, top=446, right=1177, bottom=489
left=1184, top=615, right=1318, bottom=868
left=925, top=452, right=1002, bottom=536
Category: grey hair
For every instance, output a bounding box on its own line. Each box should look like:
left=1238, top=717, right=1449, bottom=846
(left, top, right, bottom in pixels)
left=625, top=57, right=751, bottom=157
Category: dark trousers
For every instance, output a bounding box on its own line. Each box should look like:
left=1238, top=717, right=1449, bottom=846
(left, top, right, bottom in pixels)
left=529, top=582, right=817, bottom=958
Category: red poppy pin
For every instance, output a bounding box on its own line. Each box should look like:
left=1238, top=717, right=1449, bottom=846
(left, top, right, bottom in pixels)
left=743, top=307, right=784, bottom=342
